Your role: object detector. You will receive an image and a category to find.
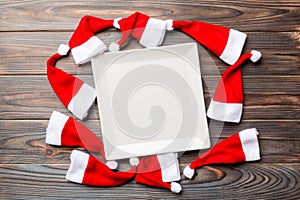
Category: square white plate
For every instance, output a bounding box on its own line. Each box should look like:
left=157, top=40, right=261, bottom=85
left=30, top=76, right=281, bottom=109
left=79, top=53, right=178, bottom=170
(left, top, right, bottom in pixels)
left=91, top=43, right=210, bottom=160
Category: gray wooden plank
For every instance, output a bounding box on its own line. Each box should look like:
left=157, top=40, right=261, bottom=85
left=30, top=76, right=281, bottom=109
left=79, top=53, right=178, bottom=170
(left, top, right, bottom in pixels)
left=1, top=120, right=299, bottom=164
left=0, top=31, right=299, bottom=75
left=0, top=163, right=299, bottom=199
left=0, top=75, right=299, bottom=120
left=0, top=0, right=299, bottom=31
left=1, top=0, right=299, bottom=199
left=2, top=119, right=299, bottom=139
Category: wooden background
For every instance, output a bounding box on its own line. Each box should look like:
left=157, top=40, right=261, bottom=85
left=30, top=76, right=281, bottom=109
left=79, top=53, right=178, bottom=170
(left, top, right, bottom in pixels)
left=1, top=0, right=299, bottom=199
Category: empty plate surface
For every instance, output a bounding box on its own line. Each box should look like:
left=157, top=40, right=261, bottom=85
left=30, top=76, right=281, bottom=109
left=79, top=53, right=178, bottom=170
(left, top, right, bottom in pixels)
left=91, top=43, right=210, bottom=160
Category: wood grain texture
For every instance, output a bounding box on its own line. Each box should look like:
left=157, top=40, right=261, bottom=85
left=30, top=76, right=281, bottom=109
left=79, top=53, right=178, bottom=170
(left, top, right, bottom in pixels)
left=1, top=120, right=299, bottom=164
left=2, top=119, right=299, bottom=139
left=1, top=0, right=299, bottom=199
left=0, top=0, right=299, bottom=31
left=0, top=75, right=299, bottom=120
left=1, top=31, right=299, bottom=75
left=0, top=163, right=299, bottom=199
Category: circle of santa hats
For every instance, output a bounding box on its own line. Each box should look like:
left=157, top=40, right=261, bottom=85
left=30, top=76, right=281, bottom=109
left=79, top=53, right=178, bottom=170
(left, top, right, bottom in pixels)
left=45, top=13, right=263, bottom=192
left=207, top=50, right=262, bottom=123
left=183, top=128, right=261, bottom=179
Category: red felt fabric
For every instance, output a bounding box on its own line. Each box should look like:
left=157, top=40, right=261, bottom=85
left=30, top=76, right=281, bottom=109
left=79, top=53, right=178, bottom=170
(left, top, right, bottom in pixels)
left=47, top=53, right=83, bottom=106
left=131, top=12, right=150, bottom=41
left=61, top=117, right=106, bottom=159
left=115, top=12, right=150, bottom=47
left=136, top=155, right=171, bottom=190
left=173, top=20, right=229, bottom=57
left=69, top=16, right=113, bottom=49
left=190, top=132, right=246, bottom=169
left=213, top=52, right=252, bottom=103
left=82, top=155, right=136, bottom=186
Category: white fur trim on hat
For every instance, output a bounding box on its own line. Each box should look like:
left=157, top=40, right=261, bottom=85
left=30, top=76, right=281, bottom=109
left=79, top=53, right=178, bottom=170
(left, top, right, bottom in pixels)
left=207, top=100, right=243, bottom=123
left=106, top=160, right=118, bottom=170
left=113, top=17, right=122, bottom=29
left=250, top=50, right=262, bottom=62
left=165, top=19, right=174, bottom=30
left=170, top=182, right=182, bottom=193
left=139, top=18, right=167, bottom=47
left=57, top=44, right=70, bottom=56
left=183, top=165, right=195, bottom=179
left=66, top=150, right=90, bottom=184
left=239, top=128, right=260, bottom=161
left=71, top=36, right=107, bottom=65
left=67, top=83, right=96, bottom=120
left=46, top=111, right=69, bottom=145
left=157, top=153, right=180, bottom=182
left=109, top=42, right=120, bottom=52
left=129, top=157, right=139, bottom=166
left=220, top=29, right=247, bottom=65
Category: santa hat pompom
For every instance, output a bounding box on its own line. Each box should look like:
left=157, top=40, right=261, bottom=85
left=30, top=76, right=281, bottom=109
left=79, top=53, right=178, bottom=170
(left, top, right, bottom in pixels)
left=170, top=182, right=182, bottom=193
left=183, top=165, right=195, bottom=180
left=250, top=50, right=262, bottom=62
left=129, top=157, right=140, bottom=166
left=106, top=160, right=119, bottom=170
left=57, top=44, right=70, bottom=56
left=109, top=42, right=120, bottom=52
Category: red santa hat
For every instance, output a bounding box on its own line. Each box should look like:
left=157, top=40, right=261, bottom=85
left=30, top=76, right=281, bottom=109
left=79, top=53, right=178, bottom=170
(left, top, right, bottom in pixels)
left=135, top=154, right=182, bottom=193
left=171, top=20, right=247, bottom=65
left=69, top=16, right=113, bottom=64
left=46, top=17, right=114, bottom=119
left=109, top=12, right=170, bottom=51
left=66, top=150, right=136, bottom=186
left=183, top=128, right=260, bottom=179
left=46, top=111, right=118, bottom=169
left=47, top=46, right=96, bottom=120
left=207, top=50, right=262, bottom=123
